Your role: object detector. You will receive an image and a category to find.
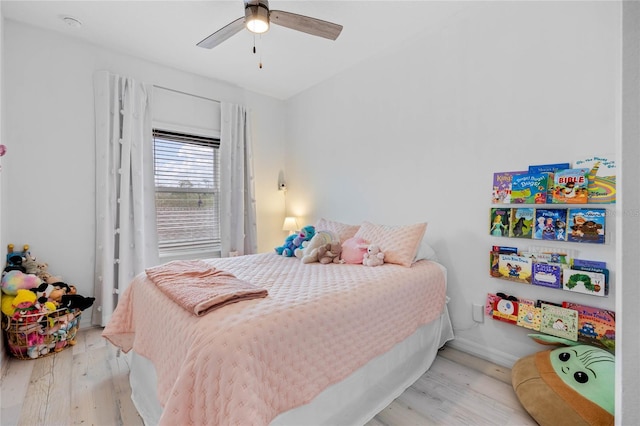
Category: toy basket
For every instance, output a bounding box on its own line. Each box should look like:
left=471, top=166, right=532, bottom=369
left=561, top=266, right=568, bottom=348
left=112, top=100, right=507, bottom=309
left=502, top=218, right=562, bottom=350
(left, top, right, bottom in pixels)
left=2, top=308, right=81, bottom=360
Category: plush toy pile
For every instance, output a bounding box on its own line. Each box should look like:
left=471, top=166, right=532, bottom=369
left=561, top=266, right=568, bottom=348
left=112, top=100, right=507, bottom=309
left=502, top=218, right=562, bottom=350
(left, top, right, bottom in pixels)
left=1, top=244, right=95, bottom=359
left=274, top=223, right=386, bottom=267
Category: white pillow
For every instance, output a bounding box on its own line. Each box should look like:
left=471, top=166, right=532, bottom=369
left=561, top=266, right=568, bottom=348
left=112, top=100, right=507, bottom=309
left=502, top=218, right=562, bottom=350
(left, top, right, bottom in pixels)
left=414, top=239, right=438, bottom=262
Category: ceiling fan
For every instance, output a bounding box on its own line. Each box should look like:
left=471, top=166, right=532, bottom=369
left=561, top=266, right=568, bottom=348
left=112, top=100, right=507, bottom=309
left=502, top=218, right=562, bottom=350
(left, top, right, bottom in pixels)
left=197, top=0, right=343, bottom=49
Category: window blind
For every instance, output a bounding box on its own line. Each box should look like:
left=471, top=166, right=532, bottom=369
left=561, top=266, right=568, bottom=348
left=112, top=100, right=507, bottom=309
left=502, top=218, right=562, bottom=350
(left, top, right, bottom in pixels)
left=153, top=129, right=221, bottom=253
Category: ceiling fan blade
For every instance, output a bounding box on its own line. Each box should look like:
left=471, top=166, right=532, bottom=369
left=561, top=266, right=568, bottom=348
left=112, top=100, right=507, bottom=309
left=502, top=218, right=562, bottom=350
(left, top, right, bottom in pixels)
left=270, top=10, right=342, bottom=40
left=197, top=17, right=245, bottom=49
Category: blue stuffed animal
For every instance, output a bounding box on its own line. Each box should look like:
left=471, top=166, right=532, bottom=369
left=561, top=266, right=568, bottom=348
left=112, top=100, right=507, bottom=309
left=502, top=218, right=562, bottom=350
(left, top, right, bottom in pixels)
left=275, top=225, right=316, bottom=257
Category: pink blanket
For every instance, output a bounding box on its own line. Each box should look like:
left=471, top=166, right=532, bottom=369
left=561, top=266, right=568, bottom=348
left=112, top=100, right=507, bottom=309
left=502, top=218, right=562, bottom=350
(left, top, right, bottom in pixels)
left=103, top=253, right=447, bottom=426
left=145, top=260, right=268, bottom=316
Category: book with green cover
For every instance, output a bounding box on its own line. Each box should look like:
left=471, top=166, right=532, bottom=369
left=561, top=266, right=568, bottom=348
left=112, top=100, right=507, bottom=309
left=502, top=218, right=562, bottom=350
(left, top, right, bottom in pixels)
left=540, top=303, right=579, bottom=341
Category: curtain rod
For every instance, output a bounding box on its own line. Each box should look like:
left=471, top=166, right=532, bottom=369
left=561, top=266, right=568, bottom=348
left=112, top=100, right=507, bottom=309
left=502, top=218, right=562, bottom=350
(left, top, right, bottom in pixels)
left=152, top=85, right=221, bottom=104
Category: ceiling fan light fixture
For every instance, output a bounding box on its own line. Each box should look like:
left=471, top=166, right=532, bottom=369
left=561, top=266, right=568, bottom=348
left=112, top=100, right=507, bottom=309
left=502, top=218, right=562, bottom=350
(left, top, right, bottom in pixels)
left=245, top=4, right=270, bottom=34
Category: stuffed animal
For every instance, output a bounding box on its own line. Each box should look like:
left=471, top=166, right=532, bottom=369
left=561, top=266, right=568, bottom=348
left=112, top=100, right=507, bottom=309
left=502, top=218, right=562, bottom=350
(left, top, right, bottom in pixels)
left=340, top=237, right=369, bottom=264
left=362, top=244, right=385, bottom=267
left=10, top=289, right=39, bottom=319
left=1, top=270, right=42, bottom=296
left=317, top=242, right=343, bottom=264
left=296, top=230, right=336, bottom=264
left=30, top=282, right=67, bottom=305
left=275, top=234, right=297, bottom=257
left=274, top=225, right=316, bottom=257
left=511, top=334, right=614, bottom=426
left=60, top=294, right=95, bottom=311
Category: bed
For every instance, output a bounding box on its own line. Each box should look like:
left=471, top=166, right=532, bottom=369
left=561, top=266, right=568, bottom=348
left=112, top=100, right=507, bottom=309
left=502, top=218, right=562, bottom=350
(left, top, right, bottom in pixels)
left=103, top=230, right=453, bottom=426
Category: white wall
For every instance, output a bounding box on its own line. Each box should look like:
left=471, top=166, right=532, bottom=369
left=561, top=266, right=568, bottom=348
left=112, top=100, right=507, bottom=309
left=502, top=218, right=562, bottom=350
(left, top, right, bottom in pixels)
left=285, top=1, right=620, bottom=364
left=1, top=21, right=287, bottom=323
left=0, top=2, right=6, bottom=372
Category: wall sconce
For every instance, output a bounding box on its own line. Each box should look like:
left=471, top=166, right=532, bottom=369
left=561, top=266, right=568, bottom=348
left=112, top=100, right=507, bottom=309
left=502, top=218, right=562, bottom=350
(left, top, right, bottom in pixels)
left=282, top=216, right=299, bottom=235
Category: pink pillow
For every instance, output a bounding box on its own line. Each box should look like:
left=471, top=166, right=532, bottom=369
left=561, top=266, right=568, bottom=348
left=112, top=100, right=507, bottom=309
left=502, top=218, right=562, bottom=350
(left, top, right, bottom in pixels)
left=315, top=218, right=360, bottom=243
left=354, top=221, right=427, bottom=267
left=341, top=237, right=369, bottom=264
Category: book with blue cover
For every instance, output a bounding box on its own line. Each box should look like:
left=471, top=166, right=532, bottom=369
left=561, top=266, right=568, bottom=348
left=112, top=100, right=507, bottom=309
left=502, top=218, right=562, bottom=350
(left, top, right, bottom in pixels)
left=529, top=163, right=570, bottom=203
left=533, top=208, right=568, bottom=241
left=567, top=208, right=606, bottom=244
left=531, top=263, right=562, bottom=289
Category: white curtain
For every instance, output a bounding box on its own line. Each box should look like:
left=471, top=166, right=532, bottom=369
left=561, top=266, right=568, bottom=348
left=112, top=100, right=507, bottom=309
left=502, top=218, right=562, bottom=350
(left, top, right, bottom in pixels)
left=220, top=103, right=258, bottom=256
left=92, top=71, right=159, bottom=326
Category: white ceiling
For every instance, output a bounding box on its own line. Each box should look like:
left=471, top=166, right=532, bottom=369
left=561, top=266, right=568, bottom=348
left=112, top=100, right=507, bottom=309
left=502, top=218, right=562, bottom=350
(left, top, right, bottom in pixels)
left=2, top=0, right=469, bottom=100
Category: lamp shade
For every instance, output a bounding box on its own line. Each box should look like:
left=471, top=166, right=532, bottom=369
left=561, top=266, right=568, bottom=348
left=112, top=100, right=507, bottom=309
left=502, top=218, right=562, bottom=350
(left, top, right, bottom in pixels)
left=282, top=216, right=299, bottom=233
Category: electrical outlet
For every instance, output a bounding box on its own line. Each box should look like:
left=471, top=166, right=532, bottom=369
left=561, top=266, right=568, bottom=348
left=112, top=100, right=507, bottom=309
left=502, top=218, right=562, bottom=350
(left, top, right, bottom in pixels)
left=472, top=303, right=484, bottom=323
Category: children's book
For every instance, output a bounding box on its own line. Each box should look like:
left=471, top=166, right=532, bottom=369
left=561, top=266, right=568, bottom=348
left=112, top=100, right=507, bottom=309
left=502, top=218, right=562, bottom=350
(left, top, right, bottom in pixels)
left=529, top=163, right=570, bottom=203
left=551, top=168, right=590, bottom=204
left=562, top=302, right=615, bottom=352
left=525, top=245, right=577, bottom=266
left=531, top=262, right=562, bottom=289
left=562, top=268, right=607, bottom=297
left=490, top=208, right=511, bottom=237
left=485, top=293, right=501, bottom=316
left=533, top=208, right=568, bottom=241
left=572, top=259, right=609, bottom=292
left=492, top=171, right=527, bottom=204
left=517, top=303, right=541, bottom=331
left=573, top=155, right=616, bottom=204
left=510, top=173, right=549, bottom=204
left=540, top=303, right=579, bottom=341
left=490, top=246, right=520, bottom=277
left=492, top=245, right=519, bottom=254
left=573, top=258, right=606, bottom=269
left=490, top=250, right=500, bottom=277
left=509, top=208, right=534, bottom=239
left=567, top=208, right=606, bottom=244
left=492, top=297, right=519, bottom=325
left=497, top=254, right=533, bottom=283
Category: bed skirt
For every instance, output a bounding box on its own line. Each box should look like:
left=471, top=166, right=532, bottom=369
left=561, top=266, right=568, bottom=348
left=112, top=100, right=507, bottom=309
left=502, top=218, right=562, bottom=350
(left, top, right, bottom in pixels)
left=128, top=304, right=454, bottom=426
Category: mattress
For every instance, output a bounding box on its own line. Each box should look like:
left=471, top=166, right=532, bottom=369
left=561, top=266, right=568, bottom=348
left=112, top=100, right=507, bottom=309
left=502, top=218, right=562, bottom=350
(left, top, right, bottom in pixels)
left=103, top=253, right=452, bottom=425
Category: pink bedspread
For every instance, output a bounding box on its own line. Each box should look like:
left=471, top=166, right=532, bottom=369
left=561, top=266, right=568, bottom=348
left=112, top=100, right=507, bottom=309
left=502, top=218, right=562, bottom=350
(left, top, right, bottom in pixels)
left=145, top=260, right=268, bottom=316
left=102, top=253, right=447, bottom=426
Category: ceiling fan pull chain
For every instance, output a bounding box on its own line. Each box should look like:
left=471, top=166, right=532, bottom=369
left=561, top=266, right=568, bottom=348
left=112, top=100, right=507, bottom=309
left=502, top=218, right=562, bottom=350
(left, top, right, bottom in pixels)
left=253, top=35, right=257, bottom=54
left=259, top=35, right=263, bottom=69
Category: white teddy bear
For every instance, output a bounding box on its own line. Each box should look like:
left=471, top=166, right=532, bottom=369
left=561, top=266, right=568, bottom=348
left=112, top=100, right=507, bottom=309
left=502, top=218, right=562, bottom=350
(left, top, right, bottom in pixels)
left=362, top=244, right=385, bottom=267
left=296, top=231, right=337, bottom=264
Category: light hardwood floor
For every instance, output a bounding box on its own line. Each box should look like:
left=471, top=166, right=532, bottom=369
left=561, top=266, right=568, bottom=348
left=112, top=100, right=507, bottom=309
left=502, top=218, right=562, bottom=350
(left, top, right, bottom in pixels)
left=1, top=326, right=536, bottom=426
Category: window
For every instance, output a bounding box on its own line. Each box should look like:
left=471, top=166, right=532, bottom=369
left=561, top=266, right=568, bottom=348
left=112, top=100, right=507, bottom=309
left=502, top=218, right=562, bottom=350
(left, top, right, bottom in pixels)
left=153, top=129, right=221, bottom=254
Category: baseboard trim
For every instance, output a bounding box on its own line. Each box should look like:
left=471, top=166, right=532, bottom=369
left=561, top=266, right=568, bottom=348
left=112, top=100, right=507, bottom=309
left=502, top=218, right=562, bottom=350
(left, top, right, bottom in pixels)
left=446, top=336, right=519, bottom=368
